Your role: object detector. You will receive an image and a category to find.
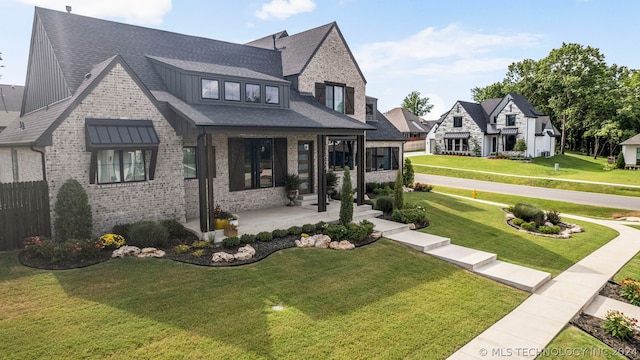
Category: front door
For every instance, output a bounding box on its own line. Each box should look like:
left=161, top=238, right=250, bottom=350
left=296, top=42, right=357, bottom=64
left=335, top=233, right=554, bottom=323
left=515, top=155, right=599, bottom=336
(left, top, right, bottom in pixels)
left=492, top=137, right=498, bottom=153
left=298, top=141, right=313, bottom=194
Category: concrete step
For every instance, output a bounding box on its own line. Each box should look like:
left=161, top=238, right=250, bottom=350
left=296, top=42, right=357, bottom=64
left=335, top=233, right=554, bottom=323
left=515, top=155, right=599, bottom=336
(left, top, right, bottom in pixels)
left=294, top=193, right=319, bottom=206
left=475, top=260, right=551, bottom=292
left=385, top=230, right=450, bottom=251
left=368, top=218, right=412, bottom=237
left=353, top=209, right=383, bottom=222
left=425, top=244, right=497, bottom=271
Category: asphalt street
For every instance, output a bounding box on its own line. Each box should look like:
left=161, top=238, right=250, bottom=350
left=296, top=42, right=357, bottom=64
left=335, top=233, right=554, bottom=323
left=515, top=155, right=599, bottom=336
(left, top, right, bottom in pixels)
left=415, top=173, right=640, bottom=211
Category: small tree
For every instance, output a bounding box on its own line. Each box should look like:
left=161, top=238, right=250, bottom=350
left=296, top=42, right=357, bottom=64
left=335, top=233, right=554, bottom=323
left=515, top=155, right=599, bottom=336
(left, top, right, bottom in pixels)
left=616, top=153, right=626, bottom=169
left=403, top=158, right=414, bottom=187
left=339, top=167, right=353, bottom=225
left=514, top=138, right=527, bottom=154
left=393, top=168, right=404, bottom=210
left=54, top=178, right=92, bottom=241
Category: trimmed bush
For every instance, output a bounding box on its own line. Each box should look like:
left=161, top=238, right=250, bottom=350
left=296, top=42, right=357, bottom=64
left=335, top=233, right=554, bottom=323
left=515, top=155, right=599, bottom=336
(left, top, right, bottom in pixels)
left=324, top=224, right=348, bottom=241
left=413, top=183, right=433, bottom=192
left=375, top=196, right=393, bottom=214
left=393, top=168, right=404, bottom=210
left=256, top=231, right=273, bottom=242
left=239, top=234, right=256, bottom=244
left=301, top=223, right=316, bottom=234
left=288, top=226, right=303, bottom=236
left=173, top=244, right=191, bottom=254
left=191, top=240, right=210, bottom=249
left=191, top=249, right=205, bottom=257
left=391, top=207, right=429, bottom=226
left=340, top=166, right=354, bottom=226
left=512, top=218, right=525, bottom=226
left=314, top=221, right=327, bottom=231
left=160, top=219, right=189, bottom=239
left=616, top=153, right=626, bottom=169
left=54, top=178, right=92, bottom=241
left=373, top=186, right=393, bottom=196
left=127, top=221, right=169, bottom=248
left=546, top=210, right=561, bottom=225
left=538, top=225, right=560, bottom=234
left=24, top=236, right=101, bottom=264
left=346, top=220, right=375, bottom=242
left=403, top=158, right=414, bottom=187
left=111, top=223, right=131, bottom=240
left=512, top=203, right=544, bottom=225
left=222, top=236, right=240, bottom=249
left=271, top=229, right=288, bottom=239
left=521, top=222, right=537, bottom=232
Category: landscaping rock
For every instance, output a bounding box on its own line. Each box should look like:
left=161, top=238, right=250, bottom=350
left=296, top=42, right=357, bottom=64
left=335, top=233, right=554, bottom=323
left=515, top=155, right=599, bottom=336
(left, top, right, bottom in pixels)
left=313, top=234, right=331, bottom=248
left=138, top=247, right=166, bottom=258
left=371, top=231, right=382, bottom=239
left=212, top=252, right=235, bottom=263
left=234, top=251, right=252, bottom=261
left=112, top=245, right=141, bottom=258
left=409, top=223, right=416, bottom=230
left=238, top=245, right=256, bottom=257
left=544, top=221, right=554, bottom=228
left=295, top=237, right=315, bottom=248
left=570, top=225, right=583, bottom=233
left=505, top=213, right=515, bottom=220
left=329, top=240, right=355, bottom=250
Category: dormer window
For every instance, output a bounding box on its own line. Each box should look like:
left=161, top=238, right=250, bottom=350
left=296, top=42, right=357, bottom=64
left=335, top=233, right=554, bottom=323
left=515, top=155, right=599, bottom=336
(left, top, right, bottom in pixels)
left=224, top=81, right=241, bottom=101
left=265, top=86, right=279, bottom=104
left=202, top=79, right=219, bottom=99
left=246, top=83, right=261, bottom=103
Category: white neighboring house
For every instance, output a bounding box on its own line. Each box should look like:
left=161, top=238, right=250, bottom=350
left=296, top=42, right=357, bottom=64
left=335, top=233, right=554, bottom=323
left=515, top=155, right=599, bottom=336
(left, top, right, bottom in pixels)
left=434, top=93, right=560, bottom=157
left=620, top=133, right=640, bottom=168
left=423, top=120, right=439, bottom=154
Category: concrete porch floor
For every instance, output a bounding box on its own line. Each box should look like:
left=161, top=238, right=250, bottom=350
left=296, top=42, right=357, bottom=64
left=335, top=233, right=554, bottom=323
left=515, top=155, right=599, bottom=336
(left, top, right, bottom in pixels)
left=183, top=201, right=382, bottom=241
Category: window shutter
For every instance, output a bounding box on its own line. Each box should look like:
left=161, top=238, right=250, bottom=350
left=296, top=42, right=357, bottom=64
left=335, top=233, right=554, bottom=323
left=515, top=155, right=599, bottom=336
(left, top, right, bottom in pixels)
left=315, top=82, right=326, bottom=105
left=228, top=138, right=244, bottom=191
left=392, top=147, right=400, bottom=169
left=345, top=86, right=355, bottom=115
left=273, top=138, right=288, bottom=187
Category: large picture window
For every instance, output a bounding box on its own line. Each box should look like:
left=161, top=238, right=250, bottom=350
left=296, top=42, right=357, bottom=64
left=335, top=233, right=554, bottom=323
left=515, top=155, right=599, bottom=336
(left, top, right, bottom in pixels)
left=202, top=79, right=219, bottom=99
left=504, top=135, right=517, bottom=151
left=366, top=147, right=399, bottom=172
left=97, top=149, right=146, bottom=184
left=183, top=147, right=197, bottom=179
left=445, top=138, right=469, bottom=152
left=329, top=140, right=354, bottom=171
left=228, top=138, right=287, bottom=191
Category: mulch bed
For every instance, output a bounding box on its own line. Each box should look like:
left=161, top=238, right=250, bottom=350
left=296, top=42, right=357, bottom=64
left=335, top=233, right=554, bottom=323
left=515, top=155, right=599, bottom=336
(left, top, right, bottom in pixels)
left=18, top=250, right=113, bottom=270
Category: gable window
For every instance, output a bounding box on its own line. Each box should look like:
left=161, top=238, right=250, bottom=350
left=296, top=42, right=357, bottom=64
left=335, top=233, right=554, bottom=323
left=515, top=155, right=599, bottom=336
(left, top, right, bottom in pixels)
left=265, top=86, right=279, bottom=104
left=183, top=147, right=197, bottom=179
left=224, top=81, right=241, bottom=101
left=245, top=84, right=261, bottom=103
left=228, top=138, right=287, bottom=191
left=453, top=116, right=462, bottom=128
left=202, top=79, right=219, bottom=99
left=314, top=83, right=355, bottom=115
left=96, top=149, right=146, bottom=184
left=328, top=140, right=354, bottom=171
left=366, top=147, right=399, bottom=172
left=326, top=84, right=344, bottom=113
left=506, top=114, right=516, bottom=127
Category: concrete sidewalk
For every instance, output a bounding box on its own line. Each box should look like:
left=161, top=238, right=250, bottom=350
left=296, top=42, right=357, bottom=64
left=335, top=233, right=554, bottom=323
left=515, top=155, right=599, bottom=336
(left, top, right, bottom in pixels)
left=448, top=219, right=640, bottom=360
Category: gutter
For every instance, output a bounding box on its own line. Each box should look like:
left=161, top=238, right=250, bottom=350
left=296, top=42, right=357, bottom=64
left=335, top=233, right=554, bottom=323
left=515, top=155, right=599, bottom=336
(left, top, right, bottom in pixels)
left=29, top=145, right=47, bottom=181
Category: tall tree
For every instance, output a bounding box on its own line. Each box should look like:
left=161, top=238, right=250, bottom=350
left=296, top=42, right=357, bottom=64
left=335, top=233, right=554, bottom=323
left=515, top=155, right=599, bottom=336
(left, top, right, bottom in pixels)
left=401, top=91, right=434, bottom=116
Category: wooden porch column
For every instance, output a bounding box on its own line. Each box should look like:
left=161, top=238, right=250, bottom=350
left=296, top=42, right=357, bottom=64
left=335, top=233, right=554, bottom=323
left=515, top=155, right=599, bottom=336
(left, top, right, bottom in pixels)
left=317, top=134, right=327, bottom=212
left=205, top=134, right=216, bottom=230
left=356, top=134, right=365, bottom=205
left=197, top=133, right=209, bottom=232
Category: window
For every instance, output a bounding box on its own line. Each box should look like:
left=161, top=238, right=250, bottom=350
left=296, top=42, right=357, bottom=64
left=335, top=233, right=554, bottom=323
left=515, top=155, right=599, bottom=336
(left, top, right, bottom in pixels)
left=245, top=84, right=261, bottom=103
left=366, top=147, right=399, bottom=172
left=228, top=138, right=287, bottom=191
left=265, top=86, right=279, bottom=104
left=453, top=116, right=462, bottom=128
left=445, top=139, right=469, bottom=152
left=183, top=147, right=197, bottom=179
left=224, top=81, right=241, bottom=101
left=11, top=148, right=19, bottom=182
left=202, top=79, right=219, bottom=99
left=636, top=148, right=640, bottom=165
left=366, top=103, right=374, bottom=116
left=314, top=83, right=354, bottom=114
left=506, top=114, right=516, bottom=127
left=504, top=135, right=517, bottom=151
left=328, top=140, right=354, bottom=171
left=96, top=149, right=146, bottom=184
left=326, top=84, right=344, bottom=113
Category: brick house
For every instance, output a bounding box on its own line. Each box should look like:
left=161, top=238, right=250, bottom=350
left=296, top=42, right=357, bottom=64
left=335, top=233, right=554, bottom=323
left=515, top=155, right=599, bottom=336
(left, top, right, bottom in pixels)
left=0, top=7, right=403, bottom=235
left=434, top=93, right=560, bottom=157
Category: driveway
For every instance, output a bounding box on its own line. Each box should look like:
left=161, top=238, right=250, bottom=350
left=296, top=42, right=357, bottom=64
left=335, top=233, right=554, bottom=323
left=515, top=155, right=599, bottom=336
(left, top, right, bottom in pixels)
left=415, top=174, right=640, bottom=211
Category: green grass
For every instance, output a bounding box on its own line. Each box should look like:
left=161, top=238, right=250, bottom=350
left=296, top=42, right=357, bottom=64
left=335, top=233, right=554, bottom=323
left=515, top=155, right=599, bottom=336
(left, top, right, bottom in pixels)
left=614, top=248, right=640, bottom=283
left=411, top=153, right=640, bottom=197
left=538, top=326, right=627, bottom=359
left=407, top=192, right=619, bottom=275
left=0, top=240, right=527, bottom=359
left=432, top=185, right=639, bottom=219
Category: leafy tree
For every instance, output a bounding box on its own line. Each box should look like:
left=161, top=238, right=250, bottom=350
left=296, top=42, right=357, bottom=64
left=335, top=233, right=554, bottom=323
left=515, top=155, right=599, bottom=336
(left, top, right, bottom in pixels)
left=393, top=168, right=404, bottom=210
left=471, top=82, right=508, bottom=102
left=339, top=166, right=353, bottom=225
left=54, top=178, right=92, bottom=241
left=514, top=138, right=527, bottom=153
left=402, top=158, right=414, bottom=187
left=401, top=91, right=434, bottom=116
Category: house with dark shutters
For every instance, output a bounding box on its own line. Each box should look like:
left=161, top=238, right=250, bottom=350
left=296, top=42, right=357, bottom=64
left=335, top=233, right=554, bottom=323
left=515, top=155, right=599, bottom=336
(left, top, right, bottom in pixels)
left=434, top=93, right=559, bottom=157
left=0, top=7, right=404, bottom=236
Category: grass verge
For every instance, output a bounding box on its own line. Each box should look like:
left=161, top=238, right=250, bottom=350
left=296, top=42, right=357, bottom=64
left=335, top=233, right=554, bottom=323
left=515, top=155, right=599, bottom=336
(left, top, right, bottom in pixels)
left=538, top=326, right=627, bottom=359
left=614, top=248, right=640, bottom=283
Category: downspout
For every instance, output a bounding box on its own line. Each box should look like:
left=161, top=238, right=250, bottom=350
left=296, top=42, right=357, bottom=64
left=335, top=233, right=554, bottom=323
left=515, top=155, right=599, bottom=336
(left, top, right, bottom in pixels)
left=30, top=145, right=47, bottom=181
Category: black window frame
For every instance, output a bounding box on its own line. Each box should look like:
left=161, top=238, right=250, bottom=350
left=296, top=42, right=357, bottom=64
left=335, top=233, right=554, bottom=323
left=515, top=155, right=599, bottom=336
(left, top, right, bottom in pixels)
left=183, top=147, right=197, bottom=179
left=201, top=79, right=220, bottom=100
left=504, top=135, right=517, bottom=151
left=265, top=85, right=280, bottom=105
left=453, top=116, right=463, bottom=128
left=95, top=149, right=147, bottom=185
left=224, top=81, right=241, bottom=102
left=245, top=83, right=261, bottom=103
left=506, top=114, right=516, bottom=127
left=325, top=84, right=345, bottom=113
left=366, top=147, right=400, bottom=172
left=328, top=139, right=355, bottom=171
left=228, top=138, right=287, bottom=192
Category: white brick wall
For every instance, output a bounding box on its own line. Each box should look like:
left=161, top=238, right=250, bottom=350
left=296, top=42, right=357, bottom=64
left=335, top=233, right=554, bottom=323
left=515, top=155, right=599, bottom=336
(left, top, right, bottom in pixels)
left=435, top=103, right=485, bottom=154
left=0, top=147, right=44, bottom=183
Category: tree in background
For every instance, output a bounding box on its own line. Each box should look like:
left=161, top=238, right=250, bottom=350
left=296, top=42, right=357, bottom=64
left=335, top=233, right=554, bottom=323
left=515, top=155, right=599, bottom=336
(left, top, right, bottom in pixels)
left=339, top=166, right=353, bottom=225
left=401, top=91, right=434, bottom=116
left=403, top=158, right=414, bottom=187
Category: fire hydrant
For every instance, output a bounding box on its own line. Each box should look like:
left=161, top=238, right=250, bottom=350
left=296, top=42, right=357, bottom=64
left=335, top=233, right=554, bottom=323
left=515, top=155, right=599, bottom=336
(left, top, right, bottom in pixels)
left=472, top=189, right=478, bottom=199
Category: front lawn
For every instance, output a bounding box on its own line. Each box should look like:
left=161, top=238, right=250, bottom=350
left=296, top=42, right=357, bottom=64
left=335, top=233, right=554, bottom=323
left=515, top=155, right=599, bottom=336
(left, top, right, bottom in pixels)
left=407, top=192, right=619, bottom=276
left=0, top=239, right=527, bottom=359
left=539, top=326, right=627, bottom=359
left=614, top=248, right=640, bottom=283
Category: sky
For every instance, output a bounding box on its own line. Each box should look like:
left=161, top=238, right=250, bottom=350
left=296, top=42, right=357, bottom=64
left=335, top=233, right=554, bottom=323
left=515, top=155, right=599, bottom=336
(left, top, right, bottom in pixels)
left=1, top=0, right=639, bottom=120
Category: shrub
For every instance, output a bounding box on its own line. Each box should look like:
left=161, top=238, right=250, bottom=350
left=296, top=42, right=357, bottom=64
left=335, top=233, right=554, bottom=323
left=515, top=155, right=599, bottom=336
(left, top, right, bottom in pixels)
left=222, top=236, right=240, bottom=249
left=602, top=309, right=637, bottom=341
left=512, top=203, right=544, bottom=224
left=413, top=183, right=433, bottom=192
left=538, top=225, right=560, bottom=235
left=271, top=229, right=288, bottom=239
left=288, top=226, right=303, bottom=236
left=512, top=218, right=525, bottom=226
left=160, top=219, right=189, bottom=239
left=403, top=158, right=415, bottom=187
left=346, top=220, right=375, bottom=242
left=324, top=224, right=348, bottom=241
left=239, top=234, right=256, bottom=244
left=314, top=221, right=327, bottom=231
left=546, top=210, right=562, bottom=225
left=54, top=178, right=92, bottom=241
left=620, top=278, right=640, bottom=306
left=393, top=168, right=404, bottom=210
left=373, top=186, right=393, bottom=196
left=99, top=233, right=126, bottom=249
left=191, top=240, right=211, bottom=249
left=24, top=236, right=101, bottom=263
left=256, top=231, right=273, bottom=242
left=63, top=238, right=102, bottom=261
left=127, top=221, right=169, bottom=248
left=521, top=222, right=537, bottom=232
left=192, top=249, right=205, bottom=257
left=301, top=223, right=316, bottom=234
left=616, top=153, right=626, bottom=169
left=111, top=223, right=131, bottom=240
left=391, top=207, right=429, bottom=226
left=173, top=244, right=191, bottom=254
left=514, top=138, right=527, bottom=152
left=340, top=166, right=354, bottom=226
left=375, top=196, right=394, bottom=214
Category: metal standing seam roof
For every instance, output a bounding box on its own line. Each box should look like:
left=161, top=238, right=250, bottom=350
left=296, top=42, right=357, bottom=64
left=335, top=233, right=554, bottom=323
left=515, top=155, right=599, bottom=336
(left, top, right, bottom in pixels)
left=500, top=128, right=519, bottom=135
left=85, top=119, right=159, bottom=149
left=443, top=132, right=470, bottom=139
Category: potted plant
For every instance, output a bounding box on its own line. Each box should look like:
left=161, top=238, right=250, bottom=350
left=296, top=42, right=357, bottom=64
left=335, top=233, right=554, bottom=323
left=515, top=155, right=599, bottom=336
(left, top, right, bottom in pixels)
left=283, top=173, right=301, bottom=206
left=325, top=171, right=338, bottom=201
left=213, top=204, right=232, bottom=230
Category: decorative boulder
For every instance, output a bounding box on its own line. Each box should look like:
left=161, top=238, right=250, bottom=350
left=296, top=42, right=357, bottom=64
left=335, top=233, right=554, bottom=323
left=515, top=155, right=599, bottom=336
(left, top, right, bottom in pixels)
left=570, top=225, right=583, bottom=233
left=329, top=240, right=355, bottom=250
left=409, top=223, right=416, bottom=230
left=313, top=234, right=331, bottom=248
left=544, top=221, right=554, bottom=228
left=212, top=252, right=235, bottom=263
left=505, top=213, right=515, bottom=220
left=238, top=245, right=256, bottom=257
left=371, top=231, right=382, bottom=239
left=295, top=237, right=315, bottom=248
left=234, top=251, right=252, bottom=261
left=112, top=245, right=141, bottom=258
left=137, top=247, right=166, bottom=258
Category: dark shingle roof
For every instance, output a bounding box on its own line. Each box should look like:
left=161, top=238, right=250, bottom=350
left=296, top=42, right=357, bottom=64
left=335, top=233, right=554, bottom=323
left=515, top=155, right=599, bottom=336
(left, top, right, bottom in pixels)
left=35, top=7, right=283, bottom=94
left=245, top=31, right=289, bottom=50
left=0, top=85, right=24, bottom=112
left=458, top=101, right=488, bottom=132
left=508, top=92, right=541, bottom=117
left=383, top=107, right=426, bottom=134
left=480, top=98, right=501, bottom=116
left=366, top=110, right=405, bottom=141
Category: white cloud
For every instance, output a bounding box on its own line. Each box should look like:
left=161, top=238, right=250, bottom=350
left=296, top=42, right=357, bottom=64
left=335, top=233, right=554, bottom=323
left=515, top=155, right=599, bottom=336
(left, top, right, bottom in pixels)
left=254, top=0, right=315, bottom=20
left=19, top=0, right=172, bottom=25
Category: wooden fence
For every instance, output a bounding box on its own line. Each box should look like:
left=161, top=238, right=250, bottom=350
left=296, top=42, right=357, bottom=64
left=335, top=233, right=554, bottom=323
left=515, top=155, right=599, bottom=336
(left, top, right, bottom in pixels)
left=0, top=181, right=51, bottom=251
